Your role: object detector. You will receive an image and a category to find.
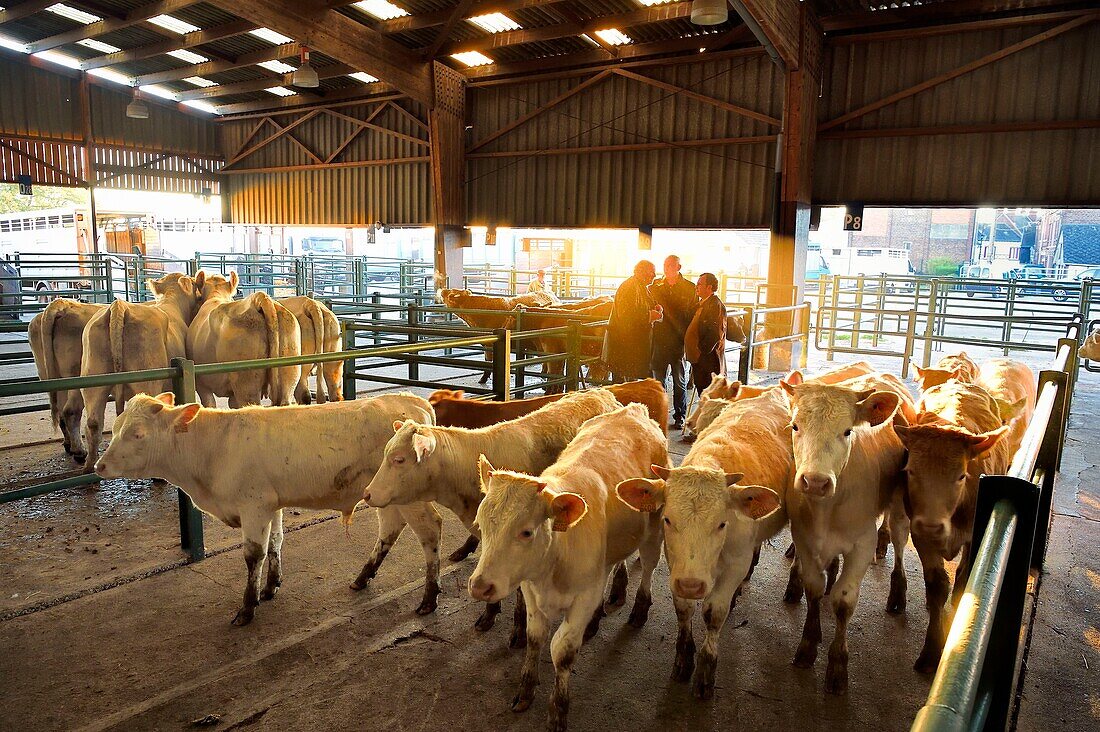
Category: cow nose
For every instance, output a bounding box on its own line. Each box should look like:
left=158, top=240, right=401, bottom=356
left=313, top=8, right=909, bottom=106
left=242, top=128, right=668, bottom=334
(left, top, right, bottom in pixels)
left=673, top=577, right=707, bottom=599
left=913, top=518, right=947, bottom=537
left=799, top=473, right=832, bottom=496
left=469, top=576, right=495, bottom=602
left=94, top=460, right=106, bottom=475
left=362, top=490, right=371, bottom=503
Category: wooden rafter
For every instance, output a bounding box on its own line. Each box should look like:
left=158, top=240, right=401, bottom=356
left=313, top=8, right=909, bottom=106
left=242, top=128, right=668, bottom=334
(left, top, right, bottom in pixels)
left=0, top=138, right=87, bottom=187
left=422, top=0, right=476, bottom=61
left=368, top=1, right=569, bottom=35
left=323, top=107, right=431, bottom=147
left=818, top=119, right=1100, bottom=140
left=828, top=9, right=1096, bottom=45
left=465, top=135, right=776, bottom=158
left=131, top=43, right=300, bottom=86
left=821, top=0, right=1077, bottom=34
left=0, top=131, right=222, bottom=160
left=219, top=156, right=429, bottom=174
left=79, top=19, right=258, bottom=71
left=229, top=118, right=272, bottom=160
left=324, top=102, right=387, bottom=163
left=176, top=64, right=356, bottom=101
left=226, top=111, right=322, bottom=166
left=610, top=68, right=780, bottom=127
left=0, top=0, right=57, bottom=26
left=819, top=13, right=1100, bottom=132
left=386, top=102, right=429, bottom=134
left=213, top=87, right=403, bottom=117
left=26, top=0, right=202, bottom=54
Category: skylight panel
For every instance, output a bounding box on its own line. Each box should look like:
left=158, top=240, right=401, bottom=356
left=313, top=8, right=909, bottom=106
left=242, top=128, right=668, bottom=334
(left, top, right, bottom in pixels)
left=34, top=50, right=82, bottom=68
left=184, top=76, right=217, bottom=87
left=168, top=48, right=208, bottom=64
left=148, top=14, right=200, bottom=34
left=468, top=13, right=521, bottom=33
left=0, top=34, right=28, bottom=53
left=258, top=60, right=296, bottom=74
left=352, top=1, right=408, bottom=21
left=348, top=72, right=378, bottom=84
left=594, top=28, right=633, bottom=46
left=451, top=51, right=493, bottom=67
left=47, top=4, right=100, bottom=25
left=636, top=1, right=676, bottom=6
left=265, top=86, right=296, bottom=97
left=250, top=28, right=293, bottom=45
left=77, top=38, right=120, bottom=54
left=182, top=99, right=219, bottom=114
left=139, top=84, right=177, bottom=99
left=88, top=67, right=131, bottom=85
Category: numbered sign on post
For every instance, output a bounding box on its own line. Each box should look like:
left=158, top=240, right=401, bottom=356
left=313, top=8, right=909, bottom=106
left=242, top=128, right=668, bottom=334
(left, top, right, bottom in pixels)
left=17, top=175, right=32, bottom=196
left=843, top=202, right=864, bottom=232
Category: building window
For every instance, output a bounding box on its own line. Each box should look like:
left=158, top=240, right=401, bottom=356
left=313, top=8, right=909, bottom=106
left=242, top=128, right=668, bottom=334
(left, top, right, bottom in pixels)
left=832, top=249, right=842, bottom=256
left=930, top=223, right=970, bottom=239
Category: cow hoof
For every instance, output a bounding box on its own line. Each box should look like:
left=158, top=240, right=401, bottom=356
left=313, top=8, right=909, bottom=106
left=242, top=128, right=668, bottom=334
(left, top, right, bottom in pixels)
left=63, top=442, right=73, bottom=455
left=231, top=608, right=255, bottom=626
left=784, top=543, right=796, bottom=560
left=793, top=643, right=818, bottom=669
left=914, top=649, right=940, bottom=674
left=511, top=695, right=533, bottom=713
left=672, top=653, right=695, bottom=683
left=783, top=585, right=803, bottom=604
left=152, top=478, right=169, bottom=488
left=260, top=583, right=280, bottom=601
left=71, top=452, right=87, bottom=464
left=508, top=626, right=527, bottom=650
left=415, top=598, right=437, bottom=616
left=448, top=536, right=479, bottom=563
left=692, top=677, right=715, bottom=701
left=824, top=663, right=848, bottom=695
left=474, top=611, right=497, bottom=632
left=626, top=597, right=651, bottom=628
left=349, top=578, right=368, bottom=591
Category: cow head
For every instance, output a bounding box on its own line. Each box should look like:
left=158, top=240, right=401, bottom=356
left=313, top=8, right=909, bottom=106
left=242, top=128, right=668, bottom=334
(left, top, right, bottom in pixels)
left=94, top=393, right=199, bottom=479
left=914, top=365, right=957, bottom=392
left=617, top=465, right=778, bottom=600
left=782, top=381, right=899, bottom=499
left=895, top=422, right=1008, bottom=547
left=361, top=420, right=441, bottom=507
left=935, top=353, right=979, bottom=383
left=468, top=456, right=587, bottom=603
left=197, top=271, right=238, bottom=304
left=427, top=388, right=464, bottom=406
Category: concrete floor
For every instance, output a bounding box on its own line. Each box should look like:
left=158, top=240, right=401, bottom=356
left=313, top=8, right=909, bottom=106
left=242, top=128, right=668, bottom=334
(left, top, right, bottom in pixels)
left=1, top=349, right=1097, bottom=731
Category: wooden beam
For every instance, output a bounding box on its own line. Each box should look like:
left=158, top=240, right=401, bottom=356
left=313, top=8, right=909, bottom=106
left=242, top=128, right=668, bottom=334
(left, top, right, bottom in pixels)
left=214, top=86, right=402, bottom=117
left=467, top=69, right=614, bottom=153
left=441, top=1, right=693, bottom=56
left=0, top=138, right=87, bottom=186
left=0, top=0, right=57, bottom=27
left=94, top=162, right=216, bottom=183
left=370, top=0, right=568, bottom=35
left=731, top=0, right=802, bottom=69
left=828, top=9, right=1095, bottom=45
left=323, top=103, right=388, bottom=163
left=422, top=0, right=476, bottom=60
left=818, top=119, right=1100, bottom=140
left=79, top=19, right=257, bottom=70
left=323, top=107, right=431, bottom=147
left=611, top=68, right=780, bottom=127
left=466, top=135, right=776, bottom=158
left=131, top=43, right=300, bottom=85
left=176, top=63, right=356, bottom=100
left=26, top=0, right=202, bottom=54
left=219, top=156, right=429, bottom=174
left=226, top=111, right=322, bottom=166
left=819, top=13, right=1099, bottom=132
left=386, top=102, right=430, bottom=133
left=206, top=0, right=433, bottom=104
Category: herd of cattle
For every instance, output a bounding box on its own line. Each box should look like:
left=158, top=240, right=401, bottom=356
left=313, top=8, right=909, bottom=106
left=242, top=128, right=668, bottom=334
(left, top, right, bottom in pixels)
left=25, top=271, right=1039, bottom=731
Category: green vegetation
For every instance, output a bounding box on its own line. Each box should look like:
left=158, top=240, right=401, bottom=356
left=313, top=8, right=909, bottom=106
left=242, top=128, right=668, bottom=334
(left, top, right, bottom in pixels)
left=927, top=257, right=962, bottom=277
left=0, top=183, right=87, bottom=214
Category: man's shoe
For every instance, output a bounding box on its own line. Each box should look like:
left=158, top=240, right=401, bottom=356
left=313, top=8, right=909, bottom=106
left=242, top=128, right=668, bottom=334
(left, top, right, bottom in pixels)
left=671, top=419, right=684, bottom=431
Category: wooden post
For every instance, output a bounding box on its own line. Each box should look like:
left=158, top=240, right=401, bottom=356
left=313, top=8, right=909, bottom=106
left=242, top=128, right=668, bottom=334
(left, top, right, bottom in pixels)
left=430, top=62, right=468, bottom=289
left=78, top=73, right=99, bottom=255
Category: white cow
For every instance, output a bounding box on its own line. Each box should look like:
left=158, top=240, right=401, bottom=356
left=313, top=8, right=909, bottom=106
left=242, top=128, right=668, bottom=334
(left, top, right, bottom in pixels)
left=618, top=387, right=788, bottom=699
left=469, top=404, right=666, bottom=732
left=79, top=272, right=202, bottom=471
left=187, top=272, right=301, bottom=407
left=93, top=391, right=439, bottom=626
left=780, top=379, right=909, bottom=694
left=279, top=295, right=343, bottom=404
left=362, top=388, right=620, bottom=633
left=28, top=298, right=105, bottom=460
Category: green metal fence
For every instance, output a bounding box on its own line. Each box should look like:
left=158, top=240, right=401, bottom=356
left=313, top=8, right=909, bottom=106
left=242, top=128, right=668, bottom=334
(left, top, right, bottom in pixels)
left=910, top=314, right=1082, bottom=732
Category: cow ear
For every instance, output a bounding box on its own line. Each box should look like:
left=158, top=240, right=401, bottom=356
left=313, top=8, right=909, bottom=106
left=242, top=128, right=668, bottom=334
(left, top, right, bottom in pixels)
left=412, top=430, right=436, bottom=462
left=478, top=454, right=495, bottom=493
left=148, top=277, right=165, bottom=296
left=724, top=472, right=745, bottom=487
left=616, top=478, right=665, bottom=513
left=856, top=391, right=899, bottom=427
left=729, top=485, right=780, bottom=521
left=393, top=419, right=408, bottom=433
left=154, top=392, right=176, bottom=406
left=893, top=423, right=913, bottom=446
left=967, top=426, right=1008, bottom=457
left=785, top=370, right=804, bottom=386
left=452, top=390, right=465, bottom=399
left=997, top=397, right=1028, bottom=424
left=779, top=379, right=797, bottom=396
left=726, top=380, right=742, bottom=399
left=548, top=492, right=587, bottom=531
left=173, top=403, right=201, bottom=433
left=194, top=270, right=206, bottom=290
left=650, top=464, right=671, bottom=480
left=229, top=270, right=239, bottom=290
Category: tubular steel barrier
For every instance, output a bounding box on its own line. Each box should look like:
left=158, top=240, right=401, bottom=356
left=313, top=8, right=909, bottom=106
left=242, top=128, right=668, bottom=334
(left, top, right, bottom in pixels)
left=911, top=316, right=1082, bottom=732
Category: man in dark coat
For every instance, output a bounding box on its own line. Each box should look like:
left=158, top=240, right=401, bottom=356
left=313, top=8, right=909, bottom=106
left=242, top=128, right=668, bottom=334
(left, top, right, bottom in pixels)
left=685, top=272, right=728, bottom=394
left=648, top=255, right=698, bottom=430
left=604, top=260, right=660, bottom=382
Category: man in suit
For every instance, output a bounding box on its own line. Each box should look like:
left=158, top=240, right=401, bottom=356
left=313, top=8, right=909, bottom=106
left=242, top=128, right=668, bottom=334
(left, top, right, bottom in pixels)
left=648, top=255, right=698, bottom=430
left=685, top=272, right=727, bottom=394
left=605, top=260, right=662, bottom=382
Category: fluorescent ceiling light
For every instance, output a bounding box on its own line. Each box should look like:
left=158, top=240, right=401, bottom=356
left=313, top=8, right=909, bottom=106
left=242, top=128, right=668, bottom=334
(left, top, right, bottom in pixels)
left=148, top=14, right=200, bottom=34
left=258, top=60, right=296, bottom=74
left=88, top=68, right=132, bottom=85
left=0, top=34, right=27, bottom=53
left=348, top=72, right=378, bottom=83
left=594, top=28, right=633, bottom=46
left=250, top=28, right=293, bottom=45
left=34, top=50, right=82, bottom=68
left=183, top=76, right=217, bottom=87
left=139, top=84, right=178, bottom=100
left=47, top=4, right=100, bottom=24
left=168, top=48, right=207, bottom=64
left=182, top=99, right=219, bottom=114
left=451, top=51, right=493, bottom=67
left=77, top=38, right=120, bottom=54
left=352, top=1, right=408, bottom=21
left=265, top=86, right=296, bottom=96
left=637, top=1, right=676, bottom=6
left=579, top=33, right=600, bottom=47
left=468, top=13, right=521, bottom=33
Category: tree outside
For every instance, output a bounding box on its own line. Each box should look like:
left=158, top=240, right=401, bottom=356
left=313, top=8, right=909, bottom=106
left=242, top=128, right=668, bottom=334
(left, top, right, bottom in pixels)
left=0, top=183, right=87, bottom=214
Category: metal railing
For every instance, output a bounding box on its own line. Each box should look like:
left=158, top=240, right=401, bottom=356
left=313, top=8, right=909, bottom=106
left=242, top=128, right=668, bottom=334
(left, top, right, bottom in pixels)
left=911, top=315, right=1082, bottom=732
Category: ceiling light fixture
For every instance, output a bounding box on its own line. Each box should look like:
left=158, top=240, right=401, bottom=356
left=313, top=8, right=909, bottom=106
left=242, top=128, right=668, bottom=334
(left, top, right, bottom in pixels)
left=125, top=91, right=150, bottom=119
left=292, top=47, right=319, bottom=88
left=690, top=0, right=728, bottom=25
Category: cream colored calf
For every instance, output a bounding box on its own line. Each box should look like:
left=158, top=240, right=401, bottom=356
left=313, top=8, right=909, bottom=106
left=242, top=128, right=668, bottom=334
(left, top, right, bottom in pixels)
left=279, top=296, right=342, bottom=404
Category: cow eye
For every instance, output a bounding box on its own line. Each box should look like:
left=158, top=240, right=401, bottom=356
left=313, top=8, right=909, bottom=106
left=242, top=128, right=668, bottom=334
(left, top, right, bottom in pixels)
left=663, top=516, right=671, bottom=527
left=718, top=522, right=727, bottom=530
left=844, top=429, right=853, bottom=437
left=958, top=474, right=966, bottom=482
left=520, top=529, right=533, bottom=539
left=392, top=455, right=406, bottom=465
left=791, top=423, right=799, bottom=432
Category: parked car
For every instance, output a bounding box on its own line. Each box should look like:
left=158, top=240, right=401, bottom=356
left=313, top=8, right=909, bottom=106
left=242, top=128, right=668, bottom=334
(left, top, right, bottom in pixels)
left=1, top=258, right=20, bottom=320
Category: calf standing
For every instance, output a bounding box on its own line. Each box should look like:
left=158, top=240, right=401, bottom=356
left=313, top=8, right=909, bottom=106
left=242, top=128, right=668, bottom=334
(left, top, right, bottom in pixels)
left=93, top=392, right=438, bottom=625
left=280, top=295, right=343, bottom=404
left=976, top=357, right=1035, bottom=455
left=470, top=404, right=666, bottom=732
left=362, top=388, right=620, bottom=629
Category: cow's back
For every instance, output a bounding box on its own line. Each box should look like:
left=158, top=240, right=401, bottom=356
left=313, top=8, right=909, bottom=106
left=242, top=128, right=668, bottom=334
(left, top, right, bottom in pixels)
left=606, top=379, right=669, bottom=434
left=432, top=391, right=565, bottom=428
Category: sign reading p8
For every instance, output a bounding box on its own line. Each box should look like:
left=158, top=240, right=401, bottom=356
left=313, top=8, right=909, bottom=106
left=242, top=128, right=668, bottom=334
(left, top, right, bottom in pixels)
left=843, top=202, right=865, bottom=232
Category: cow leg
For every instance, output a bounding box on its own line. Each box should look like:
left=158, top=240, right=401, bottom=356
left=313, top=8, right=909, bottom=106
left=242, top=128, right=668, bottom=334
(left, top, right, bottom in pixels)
left=950, top=542, right=972, bottom=610
left=350, top=505, right=406, bottom=591
left=628, top=524, right=662, bottom=628
left=448, top=534, right=480, bottom=563
left=915, top=545, right=951, bottom=673
left=294, top=368, right=312, bottom=405
left=323, top=362, right=343, bottom=402
left=783, top=560, right=805, bottom=604
left=694, top=552, right=750, bottom=700
left=875, top=518, right=891, bottom=564
left=825, top=531, right=875, bottom=695
left=887, top=497, right=910, bottom=614
left=605, top=561, right=628, bottom=614
left=401, top=503, right=444, bottom=615
left=671, top=595, right=697, bottom=682
left=512, top=589, right=546, bottom=713
left=61, top=392, right=86, bottom=463
left=80, top=385, right=111, bottom=474
left=548, top=589, right=600, bottom=732
left=233, top=511, right=274, bottom=626
left=824, top=556, right=840, bottom=595
left=478, top=347, right=492, bottom=384
left=793, top=548, right=826, bottom=669
left=582, top=604, right=604, bottom=642
left=785, top=542, right=796, bottom=560
left=260, top=509, right=284, bottom=601
left=744, top=545, right=762, bottom=581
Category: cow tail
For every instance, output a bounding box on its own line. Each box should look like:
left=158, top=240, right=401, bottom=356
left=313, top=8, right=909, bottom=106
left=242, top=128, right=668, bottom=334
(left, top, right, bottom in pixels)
left=40, top=301, right=63, bottom=430
left=255, top=293, right=280, bottom=401
left=306, top=297, right=325, bottom=400
left=108, top=300, right=127, bottom=412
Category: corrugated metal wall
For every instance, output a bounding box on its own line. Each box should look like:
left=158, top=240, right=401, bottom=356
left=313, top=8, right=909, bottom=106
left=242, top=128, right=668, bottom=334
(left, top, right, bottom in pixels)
left=815, top=20, right=1100, bottom=205
left=0, top=60, right=81, bottom=142
left=466, top=53, right=782, bottom=228
left=220, top=100, right=432, bottom=225
left=90, top=85, right=220, bottom=156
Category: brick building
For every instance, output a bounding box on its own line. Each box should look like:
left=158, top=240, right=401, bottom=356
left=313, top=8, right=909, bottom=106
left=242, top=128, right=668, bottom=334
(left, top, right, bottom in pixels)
left=844, top=208, right=975, bottom=274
